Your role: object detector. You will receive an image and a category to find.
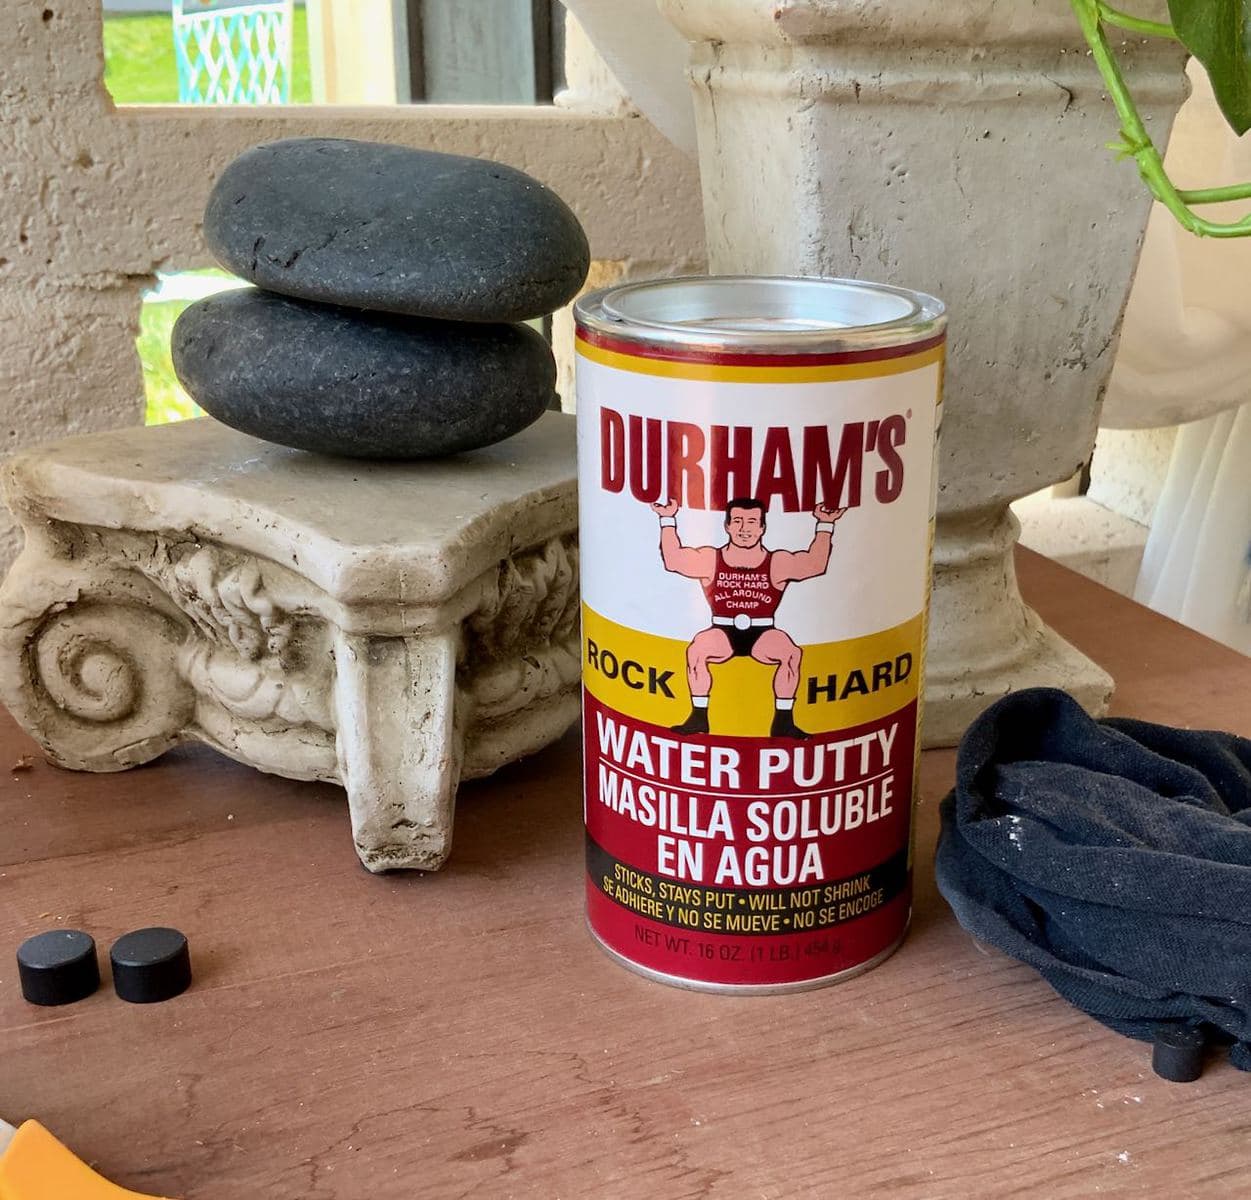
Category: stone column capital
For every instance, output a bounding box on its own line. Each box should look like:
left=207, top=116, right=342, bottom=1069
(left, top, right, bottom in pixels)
left=0, top=414, right=581, bottom=870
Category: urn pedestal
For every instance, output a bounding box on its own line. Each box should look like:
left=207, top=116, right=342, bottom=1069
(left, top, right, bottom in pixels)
left=657, top=0, right=1189, bottom=744
left=0, top=415, right=579, bottom=872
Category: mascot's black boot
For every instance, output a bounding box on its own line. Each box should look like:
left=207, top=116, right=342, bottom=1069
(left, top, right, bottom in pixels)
left=671, top=707, right=710, bottom=735
left=770, top=709, right=812, bottom=740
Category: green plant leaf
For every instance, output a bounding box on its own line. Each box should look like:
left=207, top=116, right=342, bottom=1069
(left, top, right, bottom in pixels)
left=1168, top=0, right=1251, bottom=134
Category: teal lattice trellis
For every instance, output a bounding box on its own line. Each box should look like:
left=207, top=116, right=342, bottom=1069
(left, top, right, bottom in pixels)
left=173, top=0, right=294, bottom=105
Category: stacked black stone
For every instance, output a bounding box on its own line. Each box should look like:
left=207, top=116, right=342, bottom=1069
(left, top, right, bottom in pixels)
left=172, top=138, right=590, bottom=459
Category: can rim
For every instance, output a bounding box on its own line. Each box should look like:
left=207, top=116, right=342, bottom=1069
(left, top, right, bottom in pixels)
left=574, top=274, right=945, bottom=356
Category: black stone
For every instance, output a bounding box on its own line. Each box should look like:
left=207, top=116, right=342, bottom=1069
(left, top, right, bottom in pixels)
left=17, top=929, right=100, bottom=1006
left=203, top=137, right=590, bottom=322
left=172, top=288, right=556, bottom=459
left=110, top=927, right=192, bottom=1004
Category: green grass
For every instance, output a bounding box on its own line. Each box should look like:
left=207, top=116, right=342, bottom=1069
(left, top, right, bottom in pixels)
left=139, top=270, right=245, bottom=426
left=103, top=9, right=312, bottom=105
left=138, top=299, right=202, bottom=426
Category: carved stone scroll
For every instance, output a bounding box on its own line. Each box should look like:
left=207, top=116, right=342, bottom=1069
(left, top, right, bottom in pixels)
left=0, top=414, right=580, bottom=871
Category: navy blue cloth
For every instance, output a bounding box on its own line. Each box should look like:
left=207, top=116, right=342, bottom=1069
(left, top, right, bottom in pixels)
left=935, top=688, right=1251, bottom=1070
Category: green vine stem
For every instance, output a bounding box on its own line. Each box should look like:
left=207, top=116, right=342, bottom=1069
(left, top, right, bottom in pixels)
left=1097, top=4, right=1175, bottom=37
left=1072, top=0, right=1251, bottom=237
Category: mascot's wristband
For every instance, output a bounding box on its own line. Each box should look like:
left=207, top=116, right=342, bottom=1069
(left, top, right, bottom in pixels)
left=815, top=521, right=835, bottom=533
left=659, top=517, right=677, bottom=528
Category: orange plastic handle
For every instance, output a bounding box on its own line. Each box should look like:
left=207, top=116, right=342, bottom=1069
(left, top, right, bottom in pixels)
left=0, top=1121, right=173, bottom=1200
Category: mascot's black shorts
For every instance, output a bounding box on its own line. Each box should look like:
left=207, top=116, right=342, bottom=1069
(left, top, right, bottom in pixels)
left=717, top=625, right=768, bottom=657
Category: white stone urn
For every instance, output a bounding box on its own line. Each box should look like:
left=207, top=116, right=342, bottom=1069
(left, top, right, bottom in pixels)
left=656, top=0, right=1189, bottom=744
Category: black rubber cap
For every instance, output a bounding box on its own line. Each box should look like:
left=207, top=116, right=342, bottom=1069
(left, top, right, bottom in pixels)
left=17, top=929, right=100, bottom=1006
left=1152, top=1025, right=1205, bottom=1083
left=110, top=927, right=192, bottom=1004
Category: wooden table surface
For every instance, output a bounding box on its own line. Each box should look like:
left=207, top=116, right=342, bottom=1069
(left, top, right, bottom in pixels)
left=2, top=549, right=1248, bottom=1199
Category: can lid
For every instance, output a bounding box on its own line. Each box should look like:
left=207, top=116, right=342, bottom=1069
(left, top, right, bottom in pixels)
left=17, top=929, right=100, bottom=1006
left=110, top=927, right=192, bottom=1004
left=574, top=274, right=945, bottom=356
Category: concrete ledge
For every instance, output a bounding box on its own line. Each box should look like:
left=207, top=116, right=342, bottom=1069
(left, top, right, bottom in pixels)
left=1014, top=493, right=1149, bottom=598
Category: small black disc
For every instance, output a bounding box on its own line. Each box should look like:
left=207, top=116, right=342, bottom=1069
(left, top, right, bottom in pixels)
left=17, top=929, right=100, bottom=1006
left=110, top=927, right=192, bottom=1004
left=1152, top=1025, right=1205, bottom=1083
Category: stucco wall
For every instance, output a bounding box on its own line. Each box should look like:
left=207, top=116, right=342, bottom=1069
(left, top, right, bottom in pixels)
left=0, top=0, right=704, bottom=567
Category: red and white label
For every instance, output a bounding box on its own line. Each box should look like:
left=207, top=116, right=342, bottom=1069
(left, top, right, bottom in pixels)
left=584, top=694, right=915, bottom=986
left=576, top=327, right=942, bottom=987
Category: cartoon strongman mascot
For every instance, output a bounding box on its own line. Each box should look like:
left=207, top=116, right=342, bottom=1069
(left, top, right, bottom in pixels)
left=651, top=496, right=846, bottom=739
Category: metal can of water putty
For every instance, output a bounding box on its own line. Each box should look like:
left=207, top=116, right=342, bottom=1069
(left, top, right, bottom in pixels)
left=574, top=275, right=945, bottom=992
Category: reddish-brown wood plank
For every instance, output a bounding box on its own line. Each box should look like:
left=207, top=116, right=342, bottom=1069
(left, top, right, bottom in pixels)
left=1, top=548, right=1248, bottom=1198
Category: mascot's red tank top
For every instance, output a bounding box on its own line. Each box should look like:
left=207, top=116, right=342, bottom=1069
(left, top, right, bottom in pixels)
left=703, top=549, right=787, bottom=619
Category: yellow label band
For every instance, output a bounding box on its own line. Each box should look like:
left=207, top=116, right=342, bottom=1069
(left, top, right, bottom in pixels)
left=582, top=603, right=923, bottom=736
